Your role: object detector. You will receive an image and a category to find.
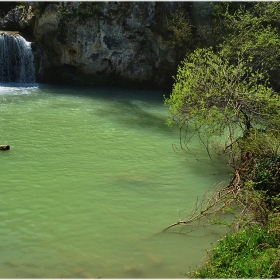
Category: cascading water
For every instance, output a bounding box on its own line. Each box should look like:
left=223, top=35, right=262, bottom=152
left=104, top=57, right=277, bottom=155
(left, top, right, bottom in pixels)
left=0, top=32, right=35, bottom=83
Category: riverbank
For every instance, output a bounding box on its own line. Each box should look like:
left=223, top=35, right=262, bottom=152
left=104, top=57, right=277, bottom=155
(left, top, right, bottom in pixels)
left=189, top=183, right=280, bottom=278
left=192, top=219, right=280, bottom=278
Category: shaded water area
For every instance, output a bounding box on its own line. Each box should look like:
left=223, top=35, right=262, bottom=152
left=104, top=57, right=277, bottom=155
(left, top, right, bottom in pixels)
left=0, top=84, right=230, bottom=278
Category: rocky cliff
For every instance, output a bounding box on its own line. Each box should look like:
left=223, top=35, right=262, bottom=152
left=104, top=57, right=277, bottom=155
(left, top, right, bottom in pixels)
left=0, top=2, right=212, bottom=89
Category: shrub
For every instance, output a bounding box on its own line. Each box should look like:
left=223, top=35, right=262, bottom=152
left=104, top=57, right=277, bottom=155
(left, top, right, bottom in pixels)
left=192, top=226, right=280, bottom=278
left=251, top=155, right=280, bottom=197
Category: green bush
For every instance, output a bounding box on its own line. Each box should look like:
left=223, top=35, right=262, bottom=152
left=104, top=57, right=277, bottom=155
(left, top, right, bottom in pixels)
left=252, top=155, right=280, bottom=197
left=241, top=155, right=280, bottom=209
left=192, top=226, right=280, bottom=278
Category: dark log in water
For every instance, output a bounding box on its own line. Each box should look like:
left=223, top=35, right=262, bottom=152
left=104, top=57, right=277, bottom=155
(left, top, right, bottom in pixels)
left=0, top=145, right=10, bottom=150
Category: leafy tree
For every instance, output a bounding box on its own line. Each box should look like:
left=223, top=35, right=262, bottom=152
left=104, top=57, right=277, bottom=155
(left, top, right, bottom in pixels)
left=165, top=3, right=280, bottom=159
left=211, top=2, right=280, bottom=89
left=164, top=5, right=280, bottom=275
left=164, top=47, right=280, bottom=158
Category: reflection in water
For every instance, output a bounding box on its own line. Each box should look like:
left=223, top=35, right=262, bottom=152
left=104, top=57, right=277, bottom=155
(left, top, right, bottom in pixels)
left=0, top=85, right=229, bottom=278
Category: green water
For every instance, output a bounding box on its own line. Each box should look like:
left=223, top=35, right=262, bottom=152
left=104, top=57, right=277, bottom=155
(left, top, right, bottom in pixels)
left=0, top=84, right=229, bottom=278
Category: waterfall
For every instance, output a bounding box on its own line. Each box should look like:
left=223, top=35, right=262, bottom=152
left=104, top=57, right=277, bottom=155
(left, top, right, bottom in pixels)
left=0, top=32, right=35, bottom=83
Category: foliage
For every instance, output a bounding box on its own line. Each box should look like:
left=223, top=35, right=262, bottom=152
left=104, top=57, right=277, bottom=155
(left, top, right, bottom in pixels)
left=243, top=155, right=280, bottom=204
left=185, top=189, right=280, bottom=278
left=233, top=184, right=271, bottom=230
left=164, top=46, right=280, bottom=276
left=211, top=2, right=280, bottom=79
left=164, top=47, right=280, bottom=157
left=164, top=4, right=280, bottom=278
left=162, top=6, right=193, bottom=50
left=152, top=4, right=193, bottom=54
left=211, top=2, right=248, bottom=18
left=251, top=156, right=280, bottom=196
left=210, top=2, right=252, bottom=45
left=164, top=178, right=279, bottom=277
left=191, top=225, right=280, bottom=278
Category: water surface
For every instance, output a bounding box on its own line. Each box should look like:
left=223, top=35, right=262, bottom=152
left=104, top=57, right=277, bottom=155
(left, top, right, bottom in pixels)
left=0, top=84, right=229, bottom=278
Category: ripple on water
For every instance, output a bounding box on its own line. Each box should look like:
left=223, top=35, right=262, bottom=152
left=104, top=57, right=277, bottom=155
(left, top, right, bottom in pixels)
left=0, top=85, right=229, bottom=278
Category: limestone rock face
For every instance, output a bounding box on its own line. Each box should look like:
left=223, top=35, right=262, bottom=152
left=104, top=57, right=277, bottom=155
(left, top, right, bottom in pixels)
left=31, top=2, right=182, bottom=88
left=1, top=2, right=210, bottom=88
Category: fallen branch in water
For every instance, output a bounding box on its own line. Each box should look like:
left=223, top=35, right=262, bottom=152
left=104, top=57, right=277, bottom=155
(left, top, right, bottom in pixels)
left=163, top=155, right=270, bottom=233
left=163, top=179, right=241, bottom=232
